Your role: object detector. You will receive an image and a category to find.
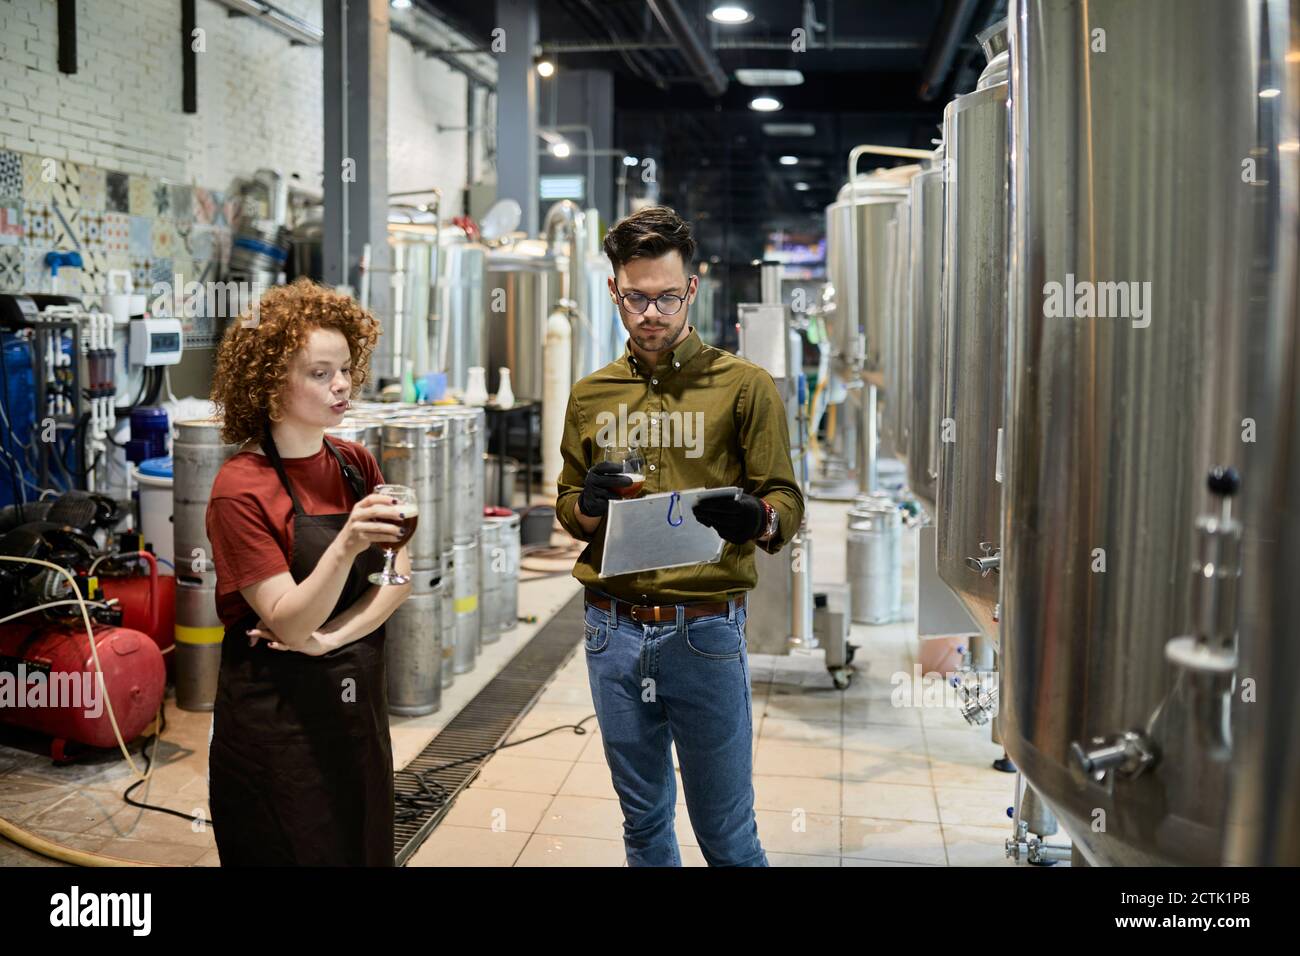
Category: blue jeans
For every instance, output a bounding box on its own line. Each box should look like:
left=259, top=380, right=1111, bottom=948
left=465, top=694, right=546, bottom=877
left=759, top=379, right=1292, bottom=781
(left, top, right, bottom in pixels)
left=583, top=597, right=767, bottom=867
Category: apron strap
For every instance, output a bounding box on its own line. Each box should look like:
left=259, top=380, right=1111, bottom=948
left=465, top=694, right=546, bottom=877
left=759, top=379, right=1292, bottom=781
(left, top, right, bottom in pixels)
left=261, top=422, right=305, bottom=516
left=322, top=436, right=369, bottom=504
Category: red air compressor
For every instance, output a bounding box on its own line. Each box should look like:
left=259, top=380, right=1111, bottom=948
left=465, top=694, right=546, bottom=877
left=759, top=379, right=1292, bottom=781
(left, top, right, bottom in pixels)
left=0, top=620, right=166, bottom=762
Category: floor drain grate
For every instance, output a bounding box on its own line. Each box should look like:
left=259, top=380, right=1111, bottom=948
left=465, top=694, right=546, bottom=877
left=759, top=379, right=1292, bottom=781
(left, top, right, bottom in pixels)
left=393, top=592, right=585, bottom=865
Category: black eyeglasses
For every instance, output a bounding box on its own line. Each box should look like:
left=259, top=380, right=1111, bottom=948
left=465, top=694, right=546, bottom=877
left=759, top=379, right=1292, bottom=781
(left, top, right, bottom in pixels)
left=613, top=276, right=697, bottom=315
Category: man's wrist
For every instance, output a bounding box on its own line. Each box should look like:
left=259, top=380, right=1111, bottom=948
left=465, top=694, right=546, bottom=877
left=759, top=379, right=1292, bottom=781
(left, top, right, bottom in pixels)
left=757, top=499, right=778, bottom=541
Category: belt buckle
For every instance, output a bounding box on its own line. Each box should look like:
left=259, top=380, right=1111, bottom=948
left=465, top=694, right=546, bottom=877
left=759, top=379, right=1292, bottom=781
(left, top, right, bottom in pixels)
left=633, top=604, right=662, bottom=624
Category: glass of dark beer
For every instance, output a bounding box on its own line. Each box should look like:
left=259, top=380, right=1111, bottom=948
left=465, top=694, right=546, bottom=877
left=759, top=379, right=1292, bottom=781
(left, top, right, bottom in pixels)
left=368, top=483, right=418, bottom=586
left=603, top=444, right=646, bottom=498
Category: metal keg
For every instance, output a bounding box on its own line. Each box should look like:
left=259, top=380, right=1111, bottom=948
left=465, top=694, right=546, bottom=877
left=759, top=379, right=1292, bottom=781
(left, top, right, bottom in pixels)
left=480, top=514, right=522, bottom=640
left=439, top=549, right=455, bottom=688
left=496, top=511, right=520, bottom=633
left=846, top=494, right=903, bottom=624
left=172, top=418, right=239, bottom=711
left=172, top=419, right=239, bottom=577
left=173, top=573, right=223, bottom=711
left=451, top=538, right=481, bottom=673
left=385, top=565, right=445, bottom=716
left=379, top=419, right=446, bottom=570
left=438, top=408, right=485, bottom=542
left=326, top=421, right=381, bottom=465
left=478, top=521, right=504, bottom=645
left=484, top=454, right=519, bottom=509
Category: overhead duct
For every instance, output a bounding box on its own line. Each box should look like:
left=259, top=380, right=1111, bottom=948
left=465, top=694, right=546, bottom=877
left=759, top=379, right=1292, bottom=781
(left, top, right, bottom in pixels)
left=645, top=0, right=728, bottom=98
left=917, top=0, right=980, bottom=100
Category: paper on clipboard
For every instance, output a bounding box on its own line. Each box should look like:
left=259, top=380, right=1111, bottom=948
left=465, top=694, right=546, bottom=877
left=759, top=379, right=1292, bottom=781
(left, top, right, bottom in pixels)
left=599, top=487, right=741, bottom=578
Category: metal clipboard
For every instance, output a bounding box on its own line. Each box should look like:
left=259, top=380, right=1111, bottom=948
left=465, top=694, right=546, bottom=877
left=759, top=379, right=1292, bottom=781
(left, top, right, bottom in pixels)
left=599, top=487, right=741, bottom=578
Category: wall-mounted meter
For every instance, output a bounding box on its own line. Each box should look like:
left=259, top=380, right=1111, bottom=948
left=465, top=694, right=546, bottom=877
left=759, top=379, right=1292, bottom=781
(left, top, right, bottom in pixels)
left=129, top=317, right=184, bottom=366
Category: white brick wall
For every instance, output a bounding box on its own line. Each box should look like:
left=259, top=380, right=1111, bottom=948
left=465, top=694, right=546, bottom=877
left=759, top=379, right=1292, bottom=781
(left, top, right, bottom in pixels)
left=0, top=0, right=480, bottom=202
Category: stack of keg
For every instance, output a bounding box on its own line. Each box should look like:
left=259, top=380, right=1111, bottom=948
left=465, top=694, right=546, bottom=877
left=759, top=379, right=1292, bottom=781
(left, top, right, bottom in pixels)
left=846, top=493, right=904, bottom=625
left=172, top=419, right=239, bottom=711
left=480, top=509, right=522, bottom=640
left=431, top=407, right=486, bottom=675
left=378, top=416, right=448, bottom=715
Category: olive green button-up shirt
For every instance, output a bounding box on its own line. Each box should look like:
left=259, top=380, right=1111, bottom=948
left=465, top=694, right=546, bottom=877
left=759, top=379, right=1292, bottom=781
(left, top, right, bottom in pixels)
left=556, top=327, right=805, bottom=605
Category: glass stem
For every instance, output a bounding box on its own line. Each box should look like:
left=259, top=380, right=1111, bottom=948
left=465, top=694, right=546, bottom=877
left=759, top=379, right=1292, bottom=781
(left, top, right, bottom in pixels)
left=384, top=548, right=396, bottom=579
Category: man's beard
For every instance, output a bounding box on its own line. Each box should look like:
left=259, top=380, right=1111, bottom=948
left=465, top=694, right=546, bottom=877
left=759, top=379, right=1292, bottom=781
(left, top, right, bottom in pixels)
left=630, top=313, right=688, bottom=352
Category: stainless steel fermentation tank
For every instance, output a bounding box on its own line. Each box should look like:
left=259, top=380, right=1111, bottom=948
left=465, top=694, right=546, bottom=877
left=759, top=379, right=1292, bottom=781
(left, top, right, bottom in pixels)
left=1225, top=1, right=1300, bottom=867
left=1001, top=0, right=1272, bottom=866
left=905, top=156, right=945, bottom=515
left=823, top=155, right=922, bottom=493
left=484, top=201, right=616, bottom=399
left=936, top=26, right=1009, bottom=641
left=436, top=226, right=487, bottom=396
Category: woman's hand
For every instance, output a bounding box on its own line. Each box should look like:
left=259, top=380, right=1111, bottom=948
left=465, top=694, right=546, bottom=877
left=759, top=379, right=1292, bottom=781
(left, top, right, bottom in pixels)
left=334, top=492, right=407, bottom=558
left=247, top=620, right=340, bottom=656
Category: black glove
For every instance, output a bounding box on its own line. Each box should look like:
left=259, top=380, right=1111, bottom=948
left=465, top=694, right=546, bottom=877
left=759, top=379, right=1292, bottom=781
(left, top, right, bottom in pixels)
left=692, top=492, right=766, bottom=545
left=578, top=462, right=633, bottom=519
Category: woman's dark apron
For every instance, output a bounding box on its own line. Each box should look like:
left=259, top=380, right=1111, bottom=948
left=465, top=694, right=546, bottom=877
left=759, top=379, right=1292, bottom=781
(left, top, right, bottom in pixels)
left=208, top=430, right=394, bottom=866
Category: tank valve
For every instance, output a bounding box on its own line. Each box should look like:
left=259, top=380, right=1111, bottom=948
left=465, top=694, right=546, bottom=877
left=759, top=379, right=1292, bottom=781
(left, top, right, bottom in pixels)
left=966, top=541, right=1001, bottom=577
left=1069, top=731, right=1157, bottom=785
left=1164, top=466, right=1241, bottom=760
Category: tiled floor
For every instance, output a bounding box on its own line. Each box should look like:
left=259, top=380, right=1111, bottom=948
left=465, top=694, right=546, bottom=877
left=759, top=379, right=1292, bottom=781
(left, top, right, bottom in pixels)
left=0, top=499, right=1067, bottom=867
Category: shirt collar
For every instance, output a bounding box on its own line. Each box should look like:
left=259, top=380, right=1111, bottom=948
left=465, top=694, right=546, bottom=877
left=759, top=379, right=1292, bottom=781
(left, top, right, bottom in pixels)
left=624, top=327, right=704, bottom=376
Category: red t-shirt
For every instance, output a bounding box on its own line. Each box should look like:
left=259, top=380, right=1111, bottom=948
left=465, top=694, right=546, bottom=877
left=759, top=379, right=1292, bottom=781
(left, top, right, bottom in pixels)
left=205, top=438, right=385, bottom=628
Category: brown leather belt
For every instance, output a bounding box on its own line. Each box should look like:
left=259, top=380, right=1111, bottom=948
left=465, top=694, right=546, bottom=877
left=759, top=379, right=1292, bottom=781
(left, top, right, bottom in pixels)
left=584, top=590, right=745, bottom=625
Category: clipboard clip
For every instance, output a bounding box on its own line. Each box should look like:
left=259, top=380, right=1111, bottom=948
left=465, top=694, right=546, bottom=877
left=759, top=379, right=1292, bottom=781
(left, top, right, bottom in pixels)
left=666, top=490, right=684, bottom=527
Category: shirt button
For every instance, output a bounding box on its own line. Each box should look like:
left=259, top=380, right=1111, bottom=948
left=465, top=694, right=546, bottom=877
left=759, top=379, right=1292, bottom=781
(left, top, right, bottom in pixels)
left=649, top=464, right=656, bottom=472
left=651, top=378, right=658, bottom=385
left=674, top=361, right=680, bottom=368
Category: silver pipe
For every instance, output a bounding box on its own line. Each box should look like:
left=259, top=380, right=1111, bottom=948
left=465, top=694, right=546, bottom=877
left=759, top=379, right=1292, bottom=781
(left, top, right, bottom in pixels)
left=212, top=0, right=324, bottom=45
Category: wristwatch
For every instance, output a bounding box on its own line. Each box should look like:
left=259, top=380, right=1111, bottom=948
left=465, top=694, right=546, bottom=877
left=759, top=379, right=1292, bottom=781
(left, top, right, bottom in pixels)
left=759, top=500, right=779, bottom=540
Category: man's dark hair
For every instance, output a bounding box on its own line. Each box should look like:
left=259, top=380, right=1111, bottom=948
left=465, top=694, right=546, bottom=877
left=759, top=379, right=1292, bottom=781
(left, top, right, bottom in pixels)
left=602, top=205, right=696, bottom=272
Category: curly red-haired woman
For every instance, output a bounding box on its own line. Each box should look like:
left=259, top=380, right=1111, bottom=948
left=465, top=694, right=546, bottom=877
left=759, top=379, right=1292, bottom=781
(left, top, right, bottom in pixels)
left=205, top=278, right=409, bottom=866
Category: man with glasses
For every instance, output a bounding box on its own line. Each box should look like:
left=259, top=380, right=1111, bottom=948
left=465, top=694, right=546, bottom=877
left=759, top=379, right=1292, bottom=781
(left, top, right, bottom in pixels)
left=556, top=205, right=805, bottom=866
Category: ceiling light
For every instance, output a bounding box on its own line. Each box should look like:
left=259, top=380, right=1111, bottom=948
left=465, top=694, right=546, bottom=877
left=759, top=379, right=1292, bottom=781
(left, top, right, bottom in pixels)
left=550, top=141, right=571, bottom=158
left=762, top=122, right=815, bottom=137
left=735, top=69, right=803, bottom=87
left=390, top=0, right=411, bottom=9
left=536, top=58, right=555, bottom=78
left=622, top=155, right=639, bottom=166
left=779, top=155, right=798, bottom=166
left=708, top=5, right=753, bottom=24
left=793, top=182, right=810, bottom=191
left=749, top=95, right=782, bottom=112
left=1259, top=87, right=1281, bottom=98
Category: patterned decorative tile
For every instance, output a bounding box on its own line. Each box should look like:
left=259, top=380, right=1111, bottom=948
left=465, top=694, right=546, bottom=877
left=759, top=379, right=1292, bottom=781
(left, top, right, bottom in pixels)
left=24, top=246, right=52, bottom=293
left=56, top=160, right=80, bottom=187
left=128, top=215, right=152, bottom=257
left=190, top=257, right=213, bottom=283
left=153, top=181, right=171, bottom=217
left=130, top=256, right=150, bottom=291
left=79, top=210, right=105, bottom=251
left=22, top=154, right=53, bottom=202
left=149, top=257, right=174, bottom=285
left=106, top=171, right=130, bottom=214
left=169, top=183, right=192, bottom=221
left=22, top=201, right=52, bottom=248
left=0, top=150, right=21, bottom=197
left=0, top=196, right=20, bottom=245
left=79, top=166, right=106, bottom=211
left=171, top=255, right=194, bottom=286
left=48, top=203, right=81, bottom=251
left=0, top=246, right=22, bottom=292
left=50, top=180, right=81, bottom=209
left=53, top=263, right=82, bottom=297
left=215, top=191, right=234, bottom=228
left=152, top=217, right=177, bottom=258
left=102, top=211, right=129, bottom=256
left=129, top=175, right=156, bottom=216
